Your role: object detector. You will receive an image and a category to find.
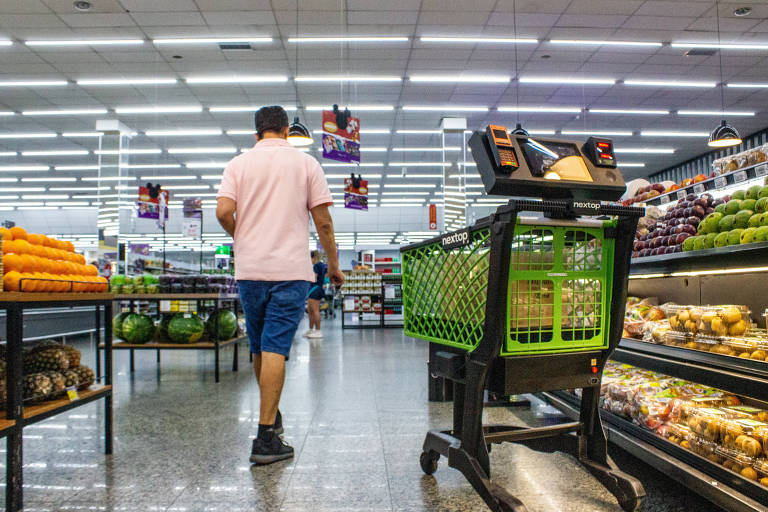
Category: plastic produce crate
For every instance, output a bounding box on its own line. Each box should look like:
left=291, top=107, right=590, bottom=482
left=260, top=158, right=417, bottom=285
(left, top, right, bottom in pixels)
left=402, top=218, right=616, bottom=356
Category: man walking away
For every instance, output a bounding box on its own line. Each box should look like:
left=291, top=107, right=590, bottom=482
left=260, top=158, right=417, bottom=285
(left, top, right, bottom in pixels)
left=216, top=106, right=344, bottom=465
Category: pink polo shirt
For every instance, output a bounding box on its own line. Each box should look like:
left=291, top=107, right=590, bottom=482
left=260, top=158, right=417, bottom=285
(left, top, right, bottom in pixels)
left=217, top=138, right=332, bottom=282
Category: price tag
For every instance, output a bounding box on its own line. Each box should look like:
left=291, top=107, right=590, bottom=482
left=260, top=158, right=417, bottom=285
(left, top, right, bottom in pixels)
left=756, top=164, right=768, bottom=178
left=659, top=195, right=670, bottom=205
left=693, top=183, right=706, bottom=195
left=66, top=386, right=79, bottom=401
left=159, top=300, right=171, bottom=312
left=734, top=170, right=748, bottom=183
left=676, top=190, right=687, bottom=200
left=714, top=176, right=728, bottom=189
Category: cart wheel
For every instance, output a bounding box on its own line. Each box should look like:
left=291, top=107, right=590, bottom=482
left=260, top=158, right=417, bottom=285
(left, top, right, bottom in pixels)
left=420, top=450, right=439, bottom=475
left=619, top=496, right=644, bottom=512
left=487, top=443, right=492, bottom=454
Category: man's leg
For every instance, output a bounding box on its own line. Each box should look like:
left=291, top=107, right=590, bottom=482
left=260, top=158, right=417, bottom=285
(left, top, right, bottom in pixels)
left=252, top=353, right=262, bottom=383
left=258, top=351, right=286, bottom=426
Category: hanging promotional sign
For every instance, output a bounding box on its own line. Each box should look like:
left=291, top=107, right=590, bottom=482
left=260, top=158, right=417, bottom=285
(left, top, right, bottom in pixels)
left=182, top=197, right=203, bottom=239
left=344, top=174, right=368, bottom=211
left=429, top=204, right=438, bottom=230
left=322, top=107, right=360, bottom=163
left=137, top=183, right=169, bottom=221
left=129, top=243, right=150, bottom=256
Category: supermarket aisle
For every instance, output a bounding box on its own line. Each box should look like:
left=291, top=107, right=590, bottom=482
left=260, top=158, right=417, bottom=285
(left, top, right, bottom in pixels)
left=14, top=319, right=717, bottom=512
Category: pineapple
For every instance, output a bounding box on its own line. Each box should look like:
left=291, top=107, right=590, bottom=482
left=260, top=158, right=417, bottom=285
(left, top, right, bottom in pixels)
left=24, top=373, right=53, bottom=401
left=62, top=370, right=79, bottom=389
left=41, top=371, right=66, bottom=398
left=24, top=348, right=69, bottom=373
left=59, top=345, right=81, bottom=367
left=73, top=365, right=95, bottom=390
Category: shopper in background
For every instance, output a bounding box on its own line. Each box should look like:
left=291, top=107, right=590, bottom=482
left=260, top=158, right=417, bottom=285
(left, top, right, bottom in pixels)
left=304, top=250, right=327, bottom=339
left=216, top=105, right=344, bottom=465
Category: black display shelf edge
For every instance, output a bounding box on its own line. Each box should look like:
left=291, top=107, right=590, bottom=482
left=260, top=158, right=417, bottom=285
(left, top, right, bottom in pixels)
left=630, top=241, right=768, bottom=275
left=614, top=338, right=768, bottom=398
left=542, top=391, right=768, bottom=512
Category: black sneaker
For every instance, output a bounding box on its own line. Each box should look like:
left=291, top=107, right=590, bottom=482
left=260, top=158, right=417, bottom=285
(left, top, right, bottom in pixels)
left=274, top=410, right=284, bottom=436
left=250, top=434, right=294, bottom=465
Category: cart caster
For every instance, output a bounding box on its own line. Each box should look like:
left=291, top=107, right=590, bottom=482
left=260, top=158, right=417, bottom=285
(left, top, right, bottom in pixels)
left=619, top=496, right=644, bottom=512
left=420, top=450, right=440, bottom=475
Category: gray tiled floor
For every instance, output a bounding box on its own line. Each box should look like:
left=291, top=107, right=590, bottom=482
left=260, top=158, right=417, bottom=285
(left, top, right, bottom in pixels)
left=10, top=316, right=720, bottom=511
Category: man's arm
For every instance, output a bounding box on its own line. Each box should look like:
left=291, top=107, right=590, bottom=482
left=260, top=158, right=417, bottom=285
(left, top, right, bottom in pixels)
left=310, top=204, right=344, bottom=286
left=216, top=197, right=237, bottom=237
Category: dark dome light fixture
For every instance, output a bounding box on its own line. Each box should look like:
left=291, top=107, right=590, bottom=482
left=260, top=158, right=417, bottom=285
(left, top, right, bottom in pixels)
left=287, top=116, right=313, bottom=147
left=510, top=123, right=529, bottom=137
left=708, top=120, right=742, bottom=148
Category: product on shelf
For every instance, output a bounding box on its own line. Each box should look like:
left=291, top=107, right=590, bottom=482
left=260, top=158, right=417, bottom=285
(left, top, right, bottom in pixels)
left=713, top=145, right=768, bottom=176
left=111, top=273, right=236, bottom=294
left=42, top=371, right=67, bottom=398
left=167, top=313, right=205, bottom=343
left=73, top=365, right=95, bottom=390
left=119, top=313, right=155, bottom=344
left=622, top=297, right=666, bottom=339
left=205, top=310, right=238, bottom=340
left=663, top=304, right=750, bottom=337
left=23, top=347, right=70, bottom=373
left=24, top=373, right=53, bottom=402
left=1, top=226, right=107, bottom=293
left=632, top=193, right=710, bottom=258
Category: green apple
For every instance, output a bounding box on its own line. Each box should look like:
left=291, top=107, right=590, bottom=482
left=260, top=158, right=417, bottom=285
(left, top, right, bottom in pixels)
left=699, top=212, right=723, bottom=234
left=741, top=227, right=758, bottom=244
left=704, top=233, right=718, bottom=248
left=749, top=213, right=763, bottom=228
left=747, top=185, right=762, bottom=200
left=756, top=197, right=768, bottom=213
left=728, top=229, right=744, bottom=245
left=759, top=186, right=768, bottom=199
left=685, top=236, right=699, bottom=251
left=761, top=213, right=768, bottom=227
left=718, top=214, right=735, bottom=232
left=741, top=199, right=757, bottom=212
left=732, top=190, right=747, bottom=201
left=715, top=203, right=727, bottom=214
left=714, top=232, right=729, bottom=247
left=754, top=226, right=768, bottom=242
left=733, top=210, right=754, bottom=229
left=725, top=199, right=743, bottom=215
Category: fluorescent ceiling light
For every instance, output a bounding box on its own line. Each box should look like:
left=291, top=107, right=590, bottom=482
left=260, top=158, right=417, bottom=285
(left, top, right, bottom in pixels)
left=641, top=130, right=709, bottom=137
left=185, top=162, right=229, bottom=169
left=618, top=163, right=646, bottom=167
left=396, top=129, right=441, bottom=134
left=519, top=77, right=616, bottom=85
left=168, top=147, right=236, bottom=154
left=360, top=129, right=390, bottom=134
left=408, top=75, right=510, bottom=83
left=549, top=39, right=662, bottom=47
left=383, top=184, right=436, bottom=188
left=678, top=110, right=755, bottom=116
left=153, top=37, right=272, bottom=44
left=145, top=129, right=222, bottom=137
left=124, top=164, right=182, bottom=169
left=392, top=147, right=460, bottom=151
left=77, top=78, right=177, bottom=86
left=22, top=195, right=69, bottom=200
left=389, top=162, right=451, bottom=167
left=0, top=166, right=49, bottom=172
left=0, top=187, right=43, bottom=192
left=321, top=162, right=384, bottom=167
left=295, top=75, right=401, bottom=82
left=728, top=83, right=768, bottom=88
left=22, top=108, right=107, bottom=116
left=614, top=148, right=675, bottom=154
left=421, top=36, right=537, bottom=44
left=21, top=150, right=89, bottom=156
left=0, top=80, right=68, bottom=87
left=624, top=79, right=715, bottom=88
left=671, top=42, right=768, bottom=50
left=26, top=39, right=143, bottom=46
left=0, top=132, right=57, bottom=140
left=560, top=130, right=633, bottom=136
left=324, top=174, right=382, bottom=179
left=161, top=185, right=210, bottom=190
left=210, top=106, right=296, bottom=113
left=526, top=129, right=557, bottom=135
left=139, top=175, right=192, bottom=180
left=498, top=106, right=581, bottom=113
left=62, top=132, right=101, bottom=137
left=402, top=105, right=488, bottom=112
left=226, top=130, right=255, bottom=135
left=0, top=152, right=17, bottom=156
left=289, top=37, right=408, bottom=43
left=305, top=105, right=394, bottom=111
left=55, top=165, right=98, bottom=171
left=0, top=40, right=11, bottom=46
left=588, top=108, right=669, bottom=115
left=95, top=149, right=161, bottom=155
left=22, top=177, right=76, bottom=182
left=358, top=147, right=387, bottom=152
left=0, top=112, right=13, bottom=116
left=115, top=106, right=202, bottom=114
left=186, top=75, right=287, bottom=84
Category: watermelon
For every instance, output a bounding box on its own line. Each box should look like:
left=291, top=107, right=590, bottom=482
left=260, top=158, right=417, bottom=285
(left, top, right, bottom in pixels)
left=112, top=312, right=130, bottom=340
left=206, top=310, right=238, bottom=340
left=168, top=314, right=205, bottom=344
left=121, top=313, right=154, bottom=344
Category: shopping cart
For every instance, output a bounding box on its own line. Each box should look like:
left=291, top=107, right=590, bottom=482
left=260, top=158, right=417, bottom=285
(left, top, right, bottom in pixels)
left=401, top=127, right=646, bottom=512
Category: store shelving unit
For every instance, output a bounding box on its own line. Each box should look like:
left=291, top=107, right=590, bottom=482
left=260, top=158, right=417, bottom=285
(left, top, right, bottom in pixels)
left=98, top=293, right=244, bottom=382
left=381, top=274, right=403, bottom=328
left=0, top=292, right=114, bottom=512
left=542, top=242, right=768, bottom=511
left=374, top=256, right=402, bottom=275
left=341, top=271, right=383, bottom=329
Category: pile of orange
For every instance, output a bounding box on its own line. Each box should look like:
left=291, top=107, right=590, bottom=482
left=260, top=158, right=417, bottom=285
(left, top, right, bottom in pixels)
left=0, top=226, right=108, bottom=293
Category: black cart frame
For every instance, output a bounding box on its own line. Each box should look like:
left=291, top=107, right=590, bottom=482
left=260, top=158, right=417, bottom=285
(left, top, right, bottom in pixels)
left=406, top=200, right=646, bottom=512
left=1, top=292, right=114, bottom=512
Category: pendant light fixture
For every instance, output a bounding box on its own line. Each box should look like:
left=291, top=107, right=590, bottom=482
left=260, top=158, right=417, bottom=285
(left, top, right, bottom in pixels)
left=510, top=0, right=528, bottom=138
left=708, top=0, right=742, bottom=148
left=287, top=2, right=313, bottom=147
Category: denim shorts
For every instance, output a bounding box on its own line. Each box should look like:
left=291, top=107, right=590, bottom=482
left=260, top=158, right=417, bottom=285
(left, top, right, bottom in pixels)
left=238, top=280, right=310, bottom=357
left=307, top=285, right=325, bottom=301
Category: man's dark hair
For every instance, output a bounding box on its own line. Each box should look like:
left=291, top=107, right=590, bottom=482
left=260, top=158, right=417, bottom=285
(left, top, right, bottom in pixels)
left=255, top=106, right=289, bottom=138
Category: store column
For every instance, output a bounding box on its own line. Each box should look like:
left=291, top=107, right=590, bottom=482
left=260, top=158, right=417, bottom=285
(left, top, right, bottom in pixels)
left=441, top=117, right=468, bottom=231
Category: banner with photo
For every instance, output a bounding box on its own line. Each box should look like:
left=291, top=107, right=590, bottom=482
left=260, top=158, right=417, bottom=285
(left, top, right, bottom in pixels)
left=321, top=109, right=360, bottom=163
left=182, top=197, right=203, bottom=239
left=344, top=175, right=368, bottom=211
left=137, top=184, right=169, bottom=221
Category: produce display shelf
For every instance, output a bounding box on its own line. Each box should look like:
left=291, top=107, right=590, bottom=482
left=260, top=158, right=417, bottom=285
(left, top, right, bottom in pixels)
left=22, top=385, right=111, bottom=424
left=543, top=390, right=768, bottom=512
left=614, top=338, right=768, bottom=398
left=101, top=335, right=245, bottom=350
left=630, top=241, right=768, bottom=275
left=114, top=293, right=239, bottom=300
left=643, top=159, right=768, bottom=208
left=0, top=420, right=14, bottom=438
left=0, top=292, right=114, bottom=303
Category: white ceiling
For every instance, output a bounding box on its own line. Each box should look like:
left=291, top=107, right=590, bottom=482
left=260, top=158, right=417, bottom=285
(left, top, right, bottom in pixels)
left=1, top=0, right=768, bottom=217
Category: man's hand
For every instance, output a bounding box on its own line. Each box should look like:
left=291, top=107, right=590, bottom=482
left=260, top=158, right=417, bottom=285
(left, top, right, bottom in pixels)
left=327, top=265, right=345, bottom=287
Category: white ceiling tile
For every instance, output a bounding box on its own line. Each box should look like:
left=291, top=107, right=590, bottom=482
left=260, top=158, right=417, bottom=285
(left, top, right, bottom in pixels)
left=487, top=12, right=561, bottom=27
left=687, top=17, right=762, bottom=32
left=497, top=0, right=570, bottom=13
left=120, top=0, right=198, bottom=11
left=418, top=12, right=491, bottom=25
left=0, top=0, right=50, bottom=14
left=565, top=0, right=644, bottom=15
left=635, top=1, right=710, bottom=17
left=421, top=0, right=495, bottom=9
left=201, top=11, right=276, bottom=26
left=348, top=11, right=418, bottom=24
left=347, top=0, right=420, bottom=9
left=0, top=14, right=69, bottom=28
left=621, top=15, right=693, bottom=30
left=194, top=0, right=273, bottom=9
left=129, top=11, right=206, bottom=26
left=59, top=13, right=137, bottom=27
